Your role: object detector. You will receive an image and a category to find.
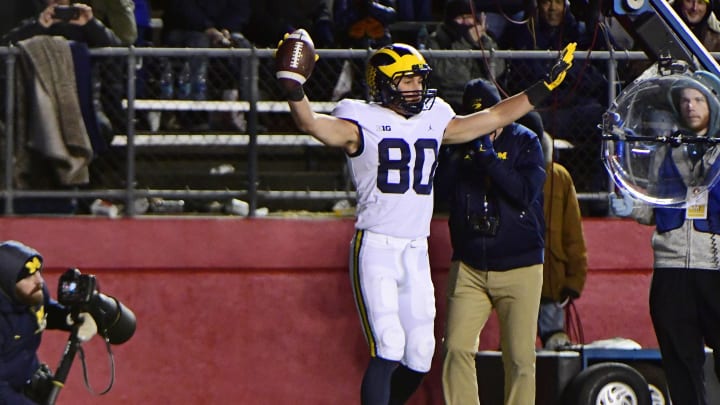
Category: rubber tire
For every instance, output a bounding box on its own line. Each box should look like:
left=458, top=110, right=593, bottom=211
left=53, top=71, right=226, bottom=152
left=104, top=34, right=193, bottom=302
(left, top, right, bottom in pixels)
left=632, top=363, right=671, bottom=405
left=563, top=362, right=652, bottom=405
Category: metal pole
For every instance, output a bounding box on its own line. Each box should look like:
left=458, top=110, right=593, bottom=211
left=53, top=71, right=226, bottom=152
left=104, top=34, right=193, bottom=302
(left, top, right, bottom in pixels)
left=125, top=46, right=138, bottom=216
left=4, top=48, right=15, bottom=214
left=246, top=47, right=259, bottom=216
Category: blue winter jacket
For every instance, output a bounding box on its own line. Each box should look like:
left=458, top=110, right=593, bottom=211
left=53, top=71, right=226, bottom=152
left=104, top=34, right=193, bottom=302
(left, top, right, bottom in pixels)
left=436, top=123, right=546, bottom=270
left=0, top=243, right=68, bottom=403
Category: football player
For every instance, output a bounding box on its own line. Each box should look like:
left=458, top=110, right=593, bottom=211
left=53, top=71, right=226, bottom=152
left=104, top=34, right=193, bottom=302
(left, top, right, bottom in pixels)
left=276, top=33, right=575, bottom=404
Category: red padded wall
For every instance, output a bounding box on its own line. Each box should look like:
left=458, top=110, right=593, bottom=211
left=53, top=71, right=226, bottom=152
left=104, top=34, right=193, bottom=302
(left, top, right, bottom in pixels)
left=0, top=217, right=654, bottom=404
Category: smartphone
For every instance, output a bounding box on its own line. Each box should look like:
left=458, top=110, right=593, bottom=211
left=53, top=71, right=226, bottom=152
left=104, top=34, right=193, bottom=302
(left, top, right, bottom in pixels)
left=54, top=5, right=80, bottom=22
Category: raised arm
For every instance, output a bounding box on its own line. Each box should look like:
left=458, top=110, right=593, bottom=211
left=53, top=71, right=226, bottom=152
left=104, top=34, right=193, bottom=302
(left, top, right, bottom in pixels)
left=275, top=29, right=360, bottom=153
left=443, top=42, right=577, bottom=144
left=287, top=97, right=359, bottom=152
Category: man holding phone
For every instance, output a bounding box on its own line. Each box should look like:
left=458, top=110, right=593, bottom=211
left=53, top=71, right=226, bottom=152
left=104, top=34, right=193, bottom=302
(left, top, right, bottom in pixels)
left=2, top=1, right=121, bottom=47
left=52, top=5, right=82, bottom=22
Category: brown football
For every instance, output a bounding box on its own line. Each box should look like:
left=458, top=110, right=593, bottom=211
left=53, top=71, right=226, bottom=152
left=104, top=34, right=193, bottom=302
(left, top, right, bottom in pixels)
left=275, top=29, right=317, bottom=87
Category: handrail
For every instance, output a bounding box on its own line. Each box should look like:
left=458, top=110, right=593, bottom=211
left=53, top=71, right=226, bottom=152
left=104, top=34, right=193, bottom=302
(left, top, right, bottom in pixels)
left=0, top=46, right=680, bottom=216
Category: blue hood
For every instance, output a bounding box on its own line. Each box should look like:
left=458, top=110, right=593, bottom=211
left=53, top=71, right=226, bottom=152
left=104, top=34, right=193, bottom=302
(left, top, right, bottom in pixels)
left=0, top=240, right=42, bottom=304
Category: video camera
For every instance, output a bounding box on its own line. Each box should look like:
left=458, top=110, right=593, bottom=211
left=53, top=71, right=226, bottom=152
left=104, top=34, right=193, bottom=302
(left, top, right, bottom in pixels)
left=58, top=268, right=136, bottom=345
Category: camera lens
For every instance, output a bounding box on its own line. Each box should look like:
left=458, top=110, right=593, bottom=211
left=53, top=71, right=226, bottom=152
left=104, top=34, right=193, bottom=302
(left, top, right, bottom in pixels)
left=88, top=294, right=136, bottom=345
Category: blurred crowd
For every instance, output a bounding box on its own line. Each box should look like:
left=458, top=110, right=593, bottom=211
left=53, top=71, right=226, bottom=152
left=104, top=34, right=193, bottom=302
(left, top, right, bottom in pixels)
left=1, top=0, right=718, bottom=215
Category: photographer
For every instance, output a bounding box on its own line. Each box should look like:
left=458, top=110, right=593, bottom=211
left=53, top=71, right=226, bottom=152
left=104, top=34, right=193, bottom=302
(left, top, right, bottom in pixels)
left=0, top=240, right=96, bottom=404
left=435, top=78, right=546, bottom=404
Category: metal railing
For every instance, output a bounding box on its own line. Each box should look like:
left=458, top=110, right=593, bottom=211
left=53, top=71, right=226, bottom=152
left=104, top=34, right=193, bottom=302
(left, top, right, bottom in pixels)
left=0, top=45, right=654, bottom=217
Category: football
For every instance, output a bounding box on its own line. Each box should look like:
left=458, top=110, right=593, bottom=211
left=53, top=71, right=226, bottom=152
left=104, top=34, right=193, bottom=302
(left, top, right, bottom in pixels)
left=275, top=29, right=317, bottom=88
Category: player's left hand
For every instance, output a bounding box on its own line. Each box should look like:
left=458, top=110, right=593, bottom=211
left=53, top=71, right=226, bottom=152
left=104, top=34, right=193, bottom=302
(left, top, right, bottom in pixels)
left=544, top=42, right=576, bottom=91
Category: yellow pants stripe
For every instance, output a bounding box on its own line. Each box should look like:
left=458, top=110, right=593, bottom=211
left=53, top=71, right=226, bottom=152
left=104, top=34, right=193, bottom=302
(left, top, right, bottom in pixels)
left=351, top=229, right=377, bottom=356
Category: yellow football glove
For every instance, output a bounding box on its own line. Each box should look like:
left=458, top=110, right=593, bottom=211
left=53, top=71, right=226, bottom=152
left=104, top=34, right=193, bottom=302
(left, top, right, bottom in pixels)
left=544, top=42, right=576, bottom=90
left=526, top=42, right=577, bottom=106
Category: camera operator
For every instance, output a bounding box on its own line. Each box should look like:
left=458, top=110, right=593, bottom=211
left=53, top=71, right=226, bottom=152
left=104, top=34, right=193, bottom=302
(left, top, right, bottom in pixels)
left=434, top=78, right=546, bottom=404
left=0, top=240, right=96, bottom=404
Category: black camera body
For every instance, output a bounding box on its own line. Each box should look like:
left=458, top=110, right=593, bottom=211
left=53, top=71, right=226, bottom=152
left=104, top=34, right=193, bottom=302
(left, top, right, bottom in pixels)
left=58, top=269, right=136, bottom=345
left=53, top=5, right=80, bottom=22
left=468, top=212, right=500, bottom=236
left=58, top=269, right=96, bottom=305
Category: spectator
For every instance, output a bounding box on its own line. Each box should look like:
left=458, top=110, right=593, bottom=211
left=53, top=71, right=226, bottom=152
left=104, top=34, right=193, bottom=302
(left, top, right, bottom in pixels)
left=84, top=0, right=138, bottom=140
left=161, top=0, right=252, bottom=130
left=426, top=0, right=503, bottom=112
left=501, top=0, right=610, bottom=214
left=671, top=0, right=720, bottom=52
left=161, top=0, right=251, bottom=98
left=248, top=0, right=335, bottom=101
left=610, top=71, right=720, bottom=405
left=0, top=1, right=45, bottom=39
left=395, top=0, right=432, bottom=22
left=246, top=0, right=334, bottom=48
left=436, top=78, right=546, bottom=405
left=130, top=0, right=152, bottom=101
left=333, top=0, right=397, bottom=100
left=133, top=0, right=152, bottom=46
left=2, top=1, right=122, bottom=46
left=0, top=0, right=46, bottom=135
left=538, top=130, right=588, bottom=350
left=2, top=0, right=123, bottom=152
left=86, top=0, right=137, bottom=45
left=334, top=0, right=396, bottom=49
left=624, top=0, right=720, bottom=82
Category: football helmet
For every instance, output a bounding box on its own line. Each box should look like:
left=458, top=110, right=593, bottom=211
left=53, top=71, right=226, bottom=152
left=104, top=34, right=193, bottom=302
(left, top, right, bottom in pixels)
left=366, top=43, right=437, bottom=115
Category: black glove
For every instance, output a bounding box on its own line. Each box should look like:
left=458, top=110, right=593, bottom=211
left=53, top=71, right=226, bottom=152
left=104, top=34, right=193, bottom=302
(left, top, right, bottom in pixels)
left=560, top=287, right=580, bottom=302
left=471, top=135, right=496, bottom=166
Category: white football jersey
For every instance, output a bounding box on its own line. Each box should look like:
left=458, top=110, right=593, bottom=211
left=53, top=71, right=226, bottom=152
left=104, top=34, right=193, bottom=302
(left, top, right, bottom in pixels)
left=333, top=98, right=455, bottom=238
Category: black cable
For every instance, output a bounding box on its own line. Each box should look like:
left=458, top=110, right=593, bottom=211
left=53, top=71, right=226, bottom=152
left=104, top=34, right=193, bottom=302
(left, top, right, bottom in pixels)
left=565, top=299, right=585, bottom=345
left=78, top=337, right=116, bottom=396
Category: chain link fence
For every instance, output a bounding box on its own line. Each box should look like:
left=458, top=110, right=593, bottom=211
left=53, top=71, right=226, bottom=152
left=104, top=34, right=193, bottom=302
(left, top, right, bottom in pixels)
left=0, top=45, right=649, bottom=217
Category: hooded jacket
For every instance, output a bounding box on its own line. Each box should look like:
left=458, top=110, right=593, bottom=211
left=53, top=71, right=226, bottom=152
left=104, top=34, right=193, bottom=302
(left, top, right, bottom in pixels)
left=433, top=78, right=545, bottom=270
left=654, top=73, right=720, bottom=234
left=630, top=72, right=720, bottom=270
left=0, top=241, right=68, bottom=401
left=436, top=123, right=546, bottom=271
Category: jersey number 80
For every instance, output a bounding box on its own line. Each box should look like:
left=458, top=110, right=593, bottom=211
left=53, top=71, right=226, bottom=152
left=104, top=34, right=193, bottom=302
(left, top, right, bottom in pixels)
left=377, top=138, right=438, bottom=195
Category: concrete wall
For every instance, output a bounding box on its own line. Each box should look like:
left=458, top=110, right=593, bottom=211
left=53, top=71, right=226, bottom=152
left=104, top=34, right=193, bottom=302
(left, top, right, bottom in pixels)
left=0, top=217, right=655, bottom=404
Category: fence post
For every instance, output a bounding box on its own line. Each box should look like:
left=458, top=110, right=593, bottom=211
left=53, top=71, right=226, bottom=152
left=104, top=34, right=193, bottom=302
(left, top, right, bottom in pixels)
left=125, top=46, right=138, bottom=216
left=246, top=47, right=259, bottom=216
left=3, top=48, right=16, bottom=215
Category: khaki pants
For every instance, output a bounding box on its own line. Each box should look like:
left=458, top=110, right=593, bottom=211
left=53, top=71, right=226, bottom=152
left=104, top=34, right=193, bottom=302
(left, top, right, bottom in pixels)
left=442, top=261, right=542, bottom=405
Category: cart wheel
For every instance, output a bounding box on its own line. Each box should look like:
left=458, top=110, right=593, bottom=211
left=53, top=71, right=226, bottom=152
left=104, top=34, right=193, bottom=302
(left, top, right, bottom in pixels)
left=633, top=363, right=671, bottom=405
left=563, top=362, right=652, bottom=405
